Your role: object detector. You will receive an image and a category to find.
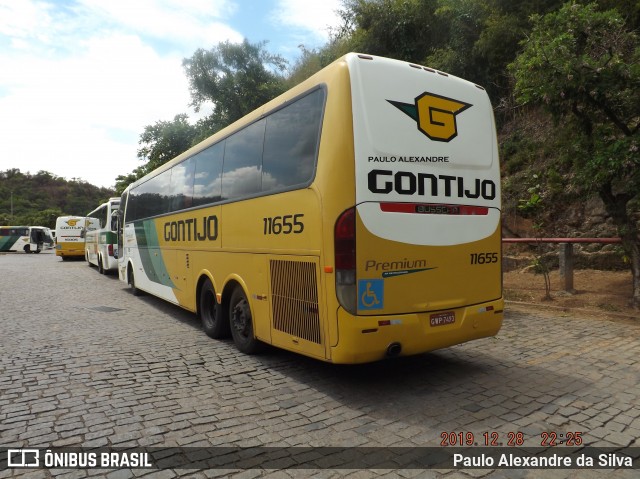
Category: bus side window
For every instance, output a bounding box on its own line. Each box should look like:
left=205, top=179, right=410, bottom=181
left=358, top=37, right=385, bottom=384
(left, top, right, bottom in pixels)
left=221, top=120, right=265, bottom=201
left=193, top=142, right=224, bottom=207
left=262, top=89, right=324, bottom=191
left=169, top=158, right=195, bottom=212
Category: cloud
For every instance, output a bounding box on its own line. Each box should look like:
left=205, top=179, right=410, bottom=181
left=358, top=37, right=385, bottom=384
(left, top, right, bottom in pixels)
left=77, top=0, right=243, bottom=51
left=0, top=0, right=345, bottom=188
left=0, top=31, right=193, bottom=187
left=271, top=0, right=342, bottom=43
left=0, top=0, right=244, bottom=188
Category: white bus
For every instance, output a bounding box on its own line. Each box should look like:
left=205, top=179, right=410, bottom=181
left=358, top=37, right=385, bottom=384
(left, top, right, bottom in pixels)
left=85, top=198, right=120, bottom=274
left=0, top=226, right=53, bottom=253
left=55, top=216, right=91, bottom=260
left=117, top=53, right=503, bottom=364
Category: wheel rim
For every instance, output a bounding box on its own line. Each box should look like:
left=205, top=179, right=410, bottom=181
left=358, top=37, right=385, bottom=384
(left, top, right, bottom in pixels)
left=231, top=298, right=250, bottom=339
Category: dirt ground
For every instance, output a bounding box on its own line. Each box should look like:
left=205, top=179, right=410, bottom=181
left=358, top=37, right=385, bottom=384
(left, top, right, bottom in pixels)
left=504, top=268, right=639, bottom=320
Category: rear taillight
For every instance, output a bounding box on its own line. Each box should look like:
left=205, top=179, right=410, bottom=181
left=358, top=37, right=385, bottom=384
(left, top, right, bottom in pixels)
left=335, top=207, right=357, bottom=314
left=108, top=243, right=114, bottom=256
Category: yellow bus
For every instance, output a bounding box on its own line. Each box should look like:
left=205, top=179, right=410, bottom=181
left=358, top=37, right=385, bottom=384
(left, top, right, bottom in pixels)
left=55, top=216, right=89, bottom=259
left=117, top=53, right=503, bottom=364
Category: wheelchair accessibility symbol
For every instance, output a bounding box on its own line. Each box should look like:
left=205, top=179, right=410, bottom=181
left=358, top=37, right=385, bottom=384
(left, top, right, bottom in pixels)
left=358, top=279, right=384, bottom=310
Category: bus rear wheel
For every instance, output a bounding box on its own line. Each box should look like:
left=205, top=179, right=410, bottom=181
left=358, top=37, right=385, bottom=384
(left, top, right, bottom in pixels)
left=98, top=256, right=105, bottom=274
left=199, top=279, right=229, bottom=339
left=229, top=286, right=263, bottom=354
left=128, top=266, right=142, bottom=296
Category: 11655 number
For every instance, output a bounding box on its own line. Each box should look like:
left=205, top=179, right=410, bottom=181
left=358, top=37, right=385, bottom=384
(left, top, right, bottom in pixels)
left=263, top=214, right=304, bottom=235
left=470, top=252, right=498, bottom=265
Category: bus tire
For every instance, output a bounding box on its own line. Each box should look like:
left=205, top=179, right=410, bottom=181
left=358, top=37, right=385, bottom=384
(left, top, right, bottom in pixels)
left=98, top=256, right=105, bottom=274
left=128, top=266, right=142, bottom=296
left=199, top=279, right=229, bottom=339
left=229, top=286, right=263, bottom=354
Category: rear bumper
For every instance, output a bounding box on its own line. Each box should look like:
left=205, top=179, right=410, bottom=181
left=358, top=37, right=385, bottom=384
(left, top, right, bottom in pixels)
left=330, top=298, right=504, bottom=364
left=56, top=245, right=85, bottom=257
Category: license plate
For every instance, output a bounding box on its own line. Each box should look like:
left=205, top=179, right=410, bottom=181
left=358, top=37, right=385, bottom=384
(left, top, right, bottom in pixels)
left=430, top=311, right=455, bottom=327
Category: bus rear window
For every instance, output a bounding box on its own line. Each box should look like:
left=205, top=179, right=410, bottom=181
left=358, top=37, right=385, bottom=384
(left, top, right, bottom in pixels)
left=262, top=89, right=324, bottom=190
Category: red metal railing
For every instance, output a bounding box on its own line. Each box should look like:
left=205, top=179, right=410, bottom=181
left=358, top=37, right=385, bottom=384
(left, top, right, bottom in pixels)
left=503, top=238, right=621, bottom=244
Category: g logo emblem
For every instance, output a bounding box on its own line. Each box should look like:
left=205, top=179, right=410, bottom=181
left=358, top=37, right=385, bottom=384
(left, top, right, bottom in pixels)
left=415, top=93, right=471, bottom=142
left=388, top=93, right=472, bottom=142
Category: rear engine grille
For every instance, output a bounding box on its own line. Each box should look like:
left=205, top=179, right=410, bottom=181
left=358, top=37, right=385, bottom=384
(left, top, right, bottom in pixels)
left=270, top=259, right=321, bottom=344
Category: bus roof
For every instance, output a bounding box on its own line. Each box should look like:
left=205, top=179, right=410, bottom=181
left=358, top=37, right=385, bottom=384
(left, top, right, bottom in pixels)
left=124, top=53, right=495, bottom=194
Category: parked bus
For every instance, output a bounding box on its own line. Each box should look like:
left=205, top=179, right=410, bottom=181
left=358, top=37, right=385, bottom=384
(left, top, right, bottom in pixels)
left=117, top=53, right=503, bottom=364
left=55, top=216, right=90, bottom=260
left=85, top=198, right=120, bottom=274
left=0, top=226, right=53, bottom=253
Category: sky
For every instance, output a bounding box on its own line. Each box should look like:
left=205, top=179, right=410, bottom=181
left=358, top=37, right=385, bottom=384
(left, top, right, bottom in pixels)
left=0, top=0, right=343, bottom=189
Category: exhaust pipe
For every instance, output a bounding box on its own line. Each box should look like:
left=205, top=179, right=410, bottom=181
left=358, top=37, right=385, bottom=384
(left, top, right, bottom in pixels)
left=386, top=342, right=402, bottom=358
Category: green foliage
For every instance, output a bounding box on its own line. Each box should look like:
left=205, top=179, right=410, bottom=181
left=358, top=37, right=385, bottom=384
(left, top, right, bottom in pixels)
left=517, top=175, right=543, bottom=217
left=0, top=169, right=115, bottom=228
left=340, top=0, right=440, bottom=62
left=114, top=166, right=147, bottom=197
left=510, top=1, right=639, bottom=196
left=333, top=0, right=566, bottom=100
left=500, top=133, right=537, bottom=175
left=517, top=173, right=553, bottom=298
left=113, top=114, right=198, bottom=195
left=183, top=40, right=288, bottom=130
left=285, top=45, right=348, bottom=87
left=511, top=3, right=638, bottom=124
left=137, top=114, right=198, bottom=171
left=510, top=1, right=640, bottom=307
left=597, top=0, right=640, bottom=29
left=285, top=47, right=327, bottom=87
left=116, top=40, right=290, bottom=194
left=545, top=167, right=565, bottom=196
left=426, top=0, right=489, bottom=77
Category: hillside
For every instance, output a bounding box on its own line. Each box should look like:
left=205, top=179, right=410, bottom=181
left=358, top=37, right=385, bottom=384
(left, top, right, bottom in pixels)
left=0, top=169, right=116, bottom=229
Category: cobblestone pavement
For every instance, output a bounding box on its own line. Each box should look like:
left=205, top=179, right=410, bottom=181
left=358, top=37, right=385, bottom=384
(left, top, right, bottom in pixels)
left=1, top=251, right=639, bottom=479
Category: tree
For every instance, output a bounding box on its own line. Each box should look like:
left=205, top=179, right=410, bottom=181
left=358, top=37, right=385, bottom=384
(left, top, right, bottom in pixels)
left=338, top=0, right=440, bottom=63
left=23, top=208, right=63, bottom=229
left=114, top=114, right=198, bottom=195
left=426, top=0, right=489, bottom=79
left=137, top=114, right=198, bottom=173
left=0, top=169, right=114, bottom=227
left=114, top=166, right=147, bottom=197
left=517, top=175, right=553, bottom=300
left=510, top=2, right=640, bottom=308
left=116, top=40, right=288, bottom=195
left=182, top=40, right=288, bottom=132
